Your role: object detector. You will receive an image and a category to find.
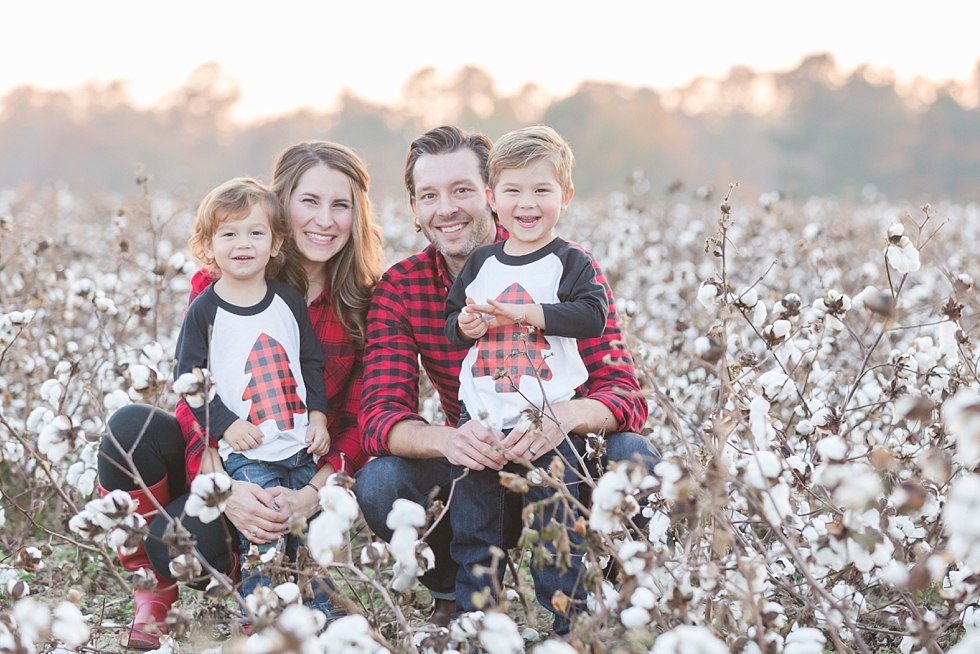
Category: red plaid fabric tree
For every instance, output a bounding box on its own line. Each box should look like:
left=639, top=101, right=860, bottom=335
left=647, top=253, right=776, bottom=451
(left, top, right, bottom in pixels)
left=243, top=333, right=307, bottom=430
left=470, top=283, right=553, bottom=393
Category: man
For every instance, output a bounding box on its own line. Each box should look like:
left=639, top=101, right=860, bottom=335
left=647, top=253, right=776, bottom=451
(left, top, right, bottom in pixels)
left=355, top=125, right=655, bottom=626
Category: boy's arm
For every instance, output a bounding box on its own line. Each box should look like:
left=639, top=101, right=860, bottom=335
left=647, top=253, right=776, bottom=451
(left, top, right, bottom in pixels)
left=539, top=246, right=609, bottom=339
left=444, top=257, right=482, bottom=346
left=173, top=298, right=239, bottom=440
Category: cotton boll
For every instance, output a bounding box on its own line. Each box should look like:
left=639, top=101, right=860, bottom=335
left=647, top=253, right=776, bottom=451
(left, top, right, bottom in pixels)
left=649, top=625, right=728, bottom=654
left=103, top=389, right=131, bottom=413
left=478, top=613, right=524, bottom=654
left=815, top=435, right=848, bottom=461
left=885, top=238, right=921, bottom=274
left=386, top=498, right=427, bottom=530
left=184, top=473, right=233, bottom=524
left=943, top=389, right=980, bottom=467
left=168, top=252, right=187, bottom=272
left=38, top=415, right=74, bottom=463
left=139, top=342, right=164, bottom=366
left=620, top=605, right=652, bottom=628
left=748, top=395, right=775, bottom=447
left=697, top=282, right=719, bottom=308
left=756, top=370, right=793, bottom=401
left=51, top=600, right=90, bottom=647
left=783, top=627, right=826, bottom=654
left=40, top=379, right=65, bottom=408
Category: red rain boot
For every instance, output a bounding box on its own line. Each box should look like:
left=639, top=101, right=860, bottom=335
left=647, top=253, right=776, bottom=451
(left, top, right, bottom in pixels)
left=100, top=477, right=179, bottom=649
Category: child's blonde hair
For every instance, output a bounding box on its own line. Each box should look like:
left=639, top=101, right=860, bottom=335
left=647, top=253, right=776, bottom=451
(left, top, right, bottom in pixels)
left=487, top=125, right=575, bottom=195
left=189, top=177, right=290, bottom=277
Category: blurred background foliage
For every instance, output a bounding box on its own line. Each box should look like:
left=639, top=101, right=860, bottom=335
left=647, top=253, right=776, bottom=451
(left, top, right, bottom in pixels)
left=3, top=53, right=980, bottom=201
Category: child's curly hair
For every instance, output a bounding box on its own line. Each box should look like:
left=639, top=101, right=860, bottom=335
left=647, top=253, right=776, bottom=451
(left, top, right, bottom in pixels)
left=188, top=177, right=290, bottom=278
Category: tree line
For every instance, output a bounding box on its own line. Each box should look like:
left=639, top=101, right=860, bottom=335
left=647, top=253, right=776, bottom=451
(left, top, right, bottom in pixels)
left=2, top=54, right=979, bottom=201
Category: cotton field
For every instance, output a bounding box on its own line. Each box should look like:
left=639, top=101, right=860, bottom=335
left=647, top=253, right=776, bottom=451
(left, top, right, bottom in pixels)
left=1, top=180, right=979, bottom=653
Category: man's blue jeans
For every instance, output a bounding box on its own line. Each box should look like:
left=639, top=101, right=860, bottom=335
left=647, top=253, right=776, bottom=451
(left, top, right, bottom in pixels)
left=353, top=431, right=659, bottom=608
left=224, top=450, right=333, bottom=613
left=451, top=436, right=587, bottom=634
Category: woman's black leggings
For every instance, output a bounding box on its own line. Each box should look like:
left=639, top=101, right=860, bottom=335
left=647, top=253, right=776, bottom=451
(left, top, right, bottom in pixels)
left=98, top=404, right=238, bottom=588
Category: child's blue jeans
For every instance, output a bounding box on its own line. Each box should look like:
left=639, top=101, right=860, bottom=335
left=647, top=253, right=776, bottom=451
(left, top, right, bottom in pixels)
left=224, top=450, right=333, bottom=614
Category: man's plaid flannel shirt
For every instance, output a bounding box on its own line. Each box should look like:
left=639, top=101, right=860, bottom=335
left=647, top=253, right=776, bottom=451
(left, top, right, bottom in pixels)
left=360, top=226, right=648, bottom=456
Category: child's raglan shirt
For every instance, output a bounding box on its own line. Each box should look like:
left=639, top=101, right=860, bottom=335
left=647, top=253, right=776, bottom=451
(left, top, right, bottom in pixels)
left=445, top=237, right=609, bottom=431
left=174, top=280, right=328, bottom=462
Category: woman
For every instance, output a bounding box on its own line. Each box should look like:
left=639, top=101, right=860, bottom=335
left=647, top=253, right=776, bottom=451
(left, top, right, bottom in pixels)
left=97, top=142, right=383, bottom=648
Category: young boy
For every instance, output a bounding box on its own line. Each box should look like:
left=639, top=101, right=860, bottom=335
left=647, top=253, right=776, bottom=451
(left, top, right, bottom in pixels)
left=444, top=126, right=608, bottom=633
left=174, top=178, right=333, bottom=616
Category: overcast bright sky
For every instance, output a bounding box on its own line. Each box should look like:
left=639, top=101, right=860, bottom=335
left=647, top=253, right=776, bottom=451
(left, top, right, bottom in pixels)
left=4, top=0, right=979, bottom=122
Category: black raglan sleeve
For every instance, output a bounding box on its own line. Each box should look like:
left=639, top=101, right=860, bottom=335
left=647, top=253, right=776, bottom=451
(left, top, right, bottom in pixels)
left=540, top=245, right=609, bottom=339
left=173, top=291, right=241, bottom=439
left=444, top=245, right=495, bottom=348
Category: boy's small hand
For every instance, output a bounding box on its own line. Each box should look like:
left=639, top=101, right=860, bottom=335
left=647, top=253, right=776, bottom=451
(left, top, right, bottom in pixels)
left=482, top=299, right=531, bottom=329
left=223, top=419, right=263, bottom=451
left=306, top=422, right=331, bottom=456
left=458, top=298, right=489, bottom=340
left=458, top=309, right=489, bottom=340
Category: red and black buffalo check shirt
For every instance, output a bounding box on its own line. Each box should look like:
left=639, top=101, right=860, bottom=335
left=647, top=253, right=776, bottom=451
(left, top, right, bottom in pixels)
left=176, top=269, right=368, bottom=484
left=360, top=226, right=648, bottom=456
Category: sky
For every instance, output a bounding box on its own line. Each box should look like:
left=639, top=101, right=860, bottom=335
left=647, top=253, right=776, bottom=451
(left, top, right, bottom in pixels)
left=4, top=0, right=980, bottom=122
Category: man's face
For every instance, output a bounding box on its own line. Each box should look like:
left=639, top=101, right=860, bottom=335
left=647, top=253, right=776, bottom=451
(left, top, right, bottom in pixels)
left=411, top=149, right=496, bottom=275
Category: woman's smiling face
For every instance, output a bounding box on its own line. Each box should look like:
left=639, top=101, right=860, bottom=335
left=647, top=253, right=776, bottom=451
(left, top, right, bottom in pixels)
left=288, top=164, right=354, bottom=270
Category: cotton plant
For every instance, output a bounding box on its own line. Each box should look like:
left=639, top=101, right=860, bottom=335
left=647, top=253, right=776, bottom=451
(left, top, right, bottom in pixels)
left=3, top=180, right=980, bottom=651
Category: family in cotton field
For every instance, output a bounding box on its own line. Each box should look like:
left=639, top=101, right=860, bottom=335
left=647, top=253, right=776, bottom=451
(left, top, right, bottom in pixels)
left=96, top=124, right=658, bottom=646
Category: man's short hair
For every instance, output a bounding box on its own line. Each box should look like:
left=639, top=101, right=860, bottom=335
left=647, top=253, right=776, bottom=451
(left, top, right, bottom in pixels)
left=404, top=126, right=493, bottom=199
left=487, top=125, right=575, bottom=195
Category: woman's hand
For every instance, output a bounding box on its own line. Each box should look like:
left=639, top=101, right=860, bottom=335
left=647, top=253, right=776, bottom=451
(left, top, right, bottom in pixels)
left=224, top=479, right=290, bottom=544
left=268, top=485, right=322, bottom=520
left=266, top=464, right=336, bottom=521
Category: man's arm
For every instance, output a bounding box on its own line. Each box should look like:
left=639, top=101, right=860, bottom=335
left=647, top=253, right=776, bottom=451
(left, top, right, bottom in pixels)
left=571, top=247, right=648, bottom=433
left=359, top=272, right=430, bottom=457
left=360, top=271, right=507, bottom=470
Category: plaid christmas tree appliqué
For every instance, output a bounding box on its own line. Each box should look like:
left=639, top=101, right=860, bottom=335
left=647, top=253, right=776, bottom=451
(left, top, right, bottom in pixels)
left=242, top=332, right=307, bottom=430
left=471, top=283, right=553, bottom=393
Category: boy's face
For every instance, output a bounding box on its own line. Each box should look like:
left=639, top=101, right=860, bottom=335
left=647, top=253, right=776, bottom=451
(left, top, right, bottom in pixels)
left=487, top=160, right=574, bottom=256
left=205, top=204, right=282, bottom=284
